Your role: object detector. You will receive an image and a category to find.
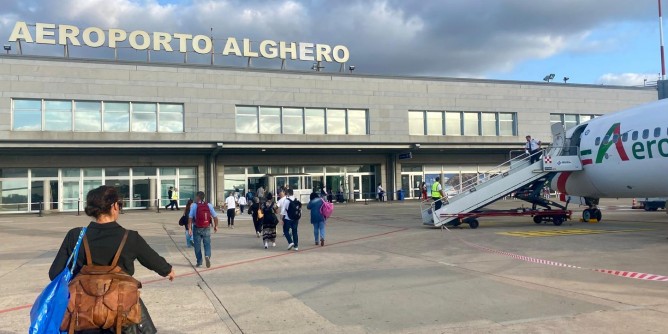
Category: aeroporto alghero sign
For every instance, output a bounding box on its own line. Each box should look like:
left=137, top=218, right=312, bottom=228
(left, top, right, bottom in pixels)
left=8, top=21, right=350, bottom=63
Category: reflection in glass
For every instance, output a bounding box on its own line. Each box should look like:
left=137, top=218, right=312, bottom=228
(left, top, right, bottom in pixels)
left=158, top=104, right=184, bottom=132
left=347, top=109, right=367, bottom=135
left=179, top=167, right=197, bottom=176
left=178, top=178, right=197, bottom=205
left=236, top=106, right=258, bottom=133
left=31, top=168, right=58, bottom=178
left=104, top=102, right=130, bottom=132
left=83, top=168, right=103, bottom=177
left=564, top=114, right=578, bottom=130
left=327, top=109, right=346, bottom=135
left=13, top=99, right=42, bottom=131
left=45, top=100, right=72, bottom=131
left=282, top=108, right=303, bottom=134
left=463, top=112, right=479, bottom=136
left=445, top=112, right=461, bottom=136
left=409, top=111, right=425, bottom=135
left=305, top=108, right=325, bottom=134
left=259, top=107, right=281, bottom=134
left=105, top=168, right=129, bottom=177
left=0, top=180, right=29, bottom=211
left=481, top=113, right=497, bottom=136
left=75, top=101, right=102, bottom=132
left=427, top=111, right=443, bottom=135
left=131, top=103, right=157, bottom=132
left=499, top=113, right=515, bottom=136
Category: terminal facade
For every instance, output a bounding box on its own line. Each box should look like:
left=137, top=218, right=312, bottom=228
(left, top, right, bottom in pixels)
left=0, top=55, right=657, bottom=213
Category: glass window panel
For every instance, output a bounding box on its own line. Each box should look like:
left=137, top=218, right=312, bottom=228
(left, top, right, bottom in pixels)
left=0, top=179, right=29, bottom=211
left=61, top=168, right=80, bottom=178
left=13, top=99, right=42, bottom=131
left=579, top=115, right=592, bottom=124
left=305, top=108, right=325, bottom=134
left=325, top=166, right=343, bottom=173
left=426, top=111, right=443, bottom=135
left=83, top=168, right=103, bottom=177
left=105, top=168, right=129, bottom=177
left=131, top=103, right=157, bottom=132
left=0, top=168, right=28, bottom=178
left=304, top=166, right=323, bottom=173
left=282, top=107, right=303, bottom=134
left=563, top=114, right=578, bottom=130
left=248, top=166, right=269, bottom=174
left=224, top=167, right=246, bottom=174
left=160, top=167, right=177, bottom=176
left=287, top=166, right=301, bottom=173
left=179, top=167, right=196, bottom=176
left=178, top=177, right=196, bottom=204
left=347, top=109, right=367, bottom=135
left=236, top=106, right=258, bottom=133
left=550, top=114, right=562, bottom=125
left=259, top=107, right=281, bottom=134
left=158, top=104, right=183, bottom=132
left=499, top=113, right=515, bottom=136
left=44, top=100, right=72, bottom=131
left=327, top=109, right=346, bottom=135
left=409, top=111, right=425, bottom=135
left=445, top=112, right=461, bottom=136
left=31, top=168, right=58, bottom=178
left=132, top=167, right=156, bottom=176
left=74, top=101, right=101, bottom=132
left=104, top=102, right=130, bottom=132
left=481, top=113, right=497, bottom=136
left=463, top=112, right=479, bottom=136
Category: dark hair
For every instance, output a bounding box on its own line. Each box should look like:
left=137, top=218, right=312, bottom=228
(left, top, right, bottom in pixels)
left=265, top=193, right=273, bottom=200
left=287, top=188, right=294, bottom=196
left=310, top=192, right=318, bottom=200
left=85, top=185, right=121, bottom=219
left=184, top=199, right=194, bottom=215
left=196, top=191, right=205, bottom=201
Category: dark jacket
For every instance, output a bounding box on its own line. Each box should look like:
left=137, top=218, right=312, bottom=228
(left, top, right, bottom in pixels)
left=168, top=189, right=173, bottom=200
left=49, top=221, right=172, bottom=280
left=248, top=202, right=261, bottom=221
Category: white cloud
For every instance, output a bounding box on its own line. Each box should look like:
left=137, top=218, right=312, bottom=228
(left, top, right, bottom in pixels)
left=597, top=72, right=660, bottom=86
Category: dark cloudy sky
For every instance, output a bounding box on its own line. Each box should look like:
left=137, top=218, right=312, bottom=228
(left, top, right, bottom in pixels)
left=0, top=0, right=663, bottom=85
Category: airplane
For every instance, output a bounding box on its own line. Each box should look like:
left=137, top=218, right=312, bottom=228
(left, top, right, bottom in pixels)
left=550, top=98, right=668, bottom=221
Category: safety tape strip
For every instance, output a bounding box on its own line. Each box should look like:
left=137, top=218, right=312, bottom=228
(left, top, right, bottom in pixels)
left=443, top=225, right=668, bottom=282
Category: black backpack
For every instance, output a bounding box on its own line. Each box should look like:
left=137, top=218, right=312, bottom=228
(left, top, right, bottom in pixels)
left=286, top=198, right=302, bottom=220
left=262, top=202, right=278, bottom=227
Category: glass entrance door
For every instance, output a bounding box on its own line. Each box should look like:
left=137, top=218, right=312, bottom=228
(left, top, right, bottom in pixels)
left=62, top=180, right=80, bottom=211
left=160, top=178, right=177, bottom=207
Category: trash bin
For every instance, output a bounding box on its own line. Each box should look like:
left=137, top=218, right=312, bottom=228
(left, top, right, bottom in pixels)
left=397, top=189, right=404, bottom=201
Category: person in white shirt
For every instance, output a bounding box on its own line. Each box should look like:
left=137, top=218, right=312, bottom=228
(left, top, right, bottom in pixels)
left=525, top=135, right=542, bottom=164
left=238, top=195, right=247, bottom=215
left=280, top=188, right=300, bottom=251
left=224, top=192, right=237, bottom=228
left=377, top=183, right=385, bottom=202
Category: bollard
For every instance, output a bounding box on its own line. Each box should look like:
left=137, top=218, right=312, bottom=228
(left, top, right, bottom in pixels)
left=77, top=200, right=80, bottom=216
left=156, top=199, right=161, bottom=213
left=39, top=201, right=43, bottom=217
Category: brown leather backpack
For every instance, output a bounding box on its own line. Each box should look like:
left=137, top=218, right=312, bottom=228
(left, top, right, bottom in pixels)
left=60, top=231, right=142, bottom=334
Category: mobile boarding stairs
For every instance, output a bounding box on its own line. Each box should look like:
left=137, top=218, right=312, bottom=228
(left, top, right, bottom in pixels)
left=421, top=124, right=583, bottom=228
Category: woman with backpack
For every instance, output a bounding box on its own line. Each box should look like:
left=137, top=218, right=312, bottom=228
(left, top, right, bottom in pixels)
left=248, top=197, right=263, bottom=238
left=49, top=185, right=175, bottom=333
left=261, top=193, right=280, bottom=249
left=307, top=192, right=327, bottom=246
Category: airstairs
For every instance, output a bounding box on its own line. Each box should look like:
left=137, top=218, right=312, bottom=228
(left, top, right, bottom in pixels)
left=421, top=124, right=583, bottom=227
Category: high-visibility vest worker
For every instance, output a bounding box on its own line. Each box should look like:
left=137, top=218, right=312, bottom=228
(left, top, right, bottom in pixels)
left=431, top=181, right=442, bottom=199
left=173, top=189, right=179, bottom=200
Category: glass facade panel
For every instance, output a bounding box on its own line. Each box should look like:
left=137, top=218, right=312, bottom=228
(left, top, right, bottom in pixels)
left=179, top=167, right=197, bottom=176
left=105, top=168, right=129, bottom=177
left=83, top=168, right=103, bottom=177
left=305, top=108, right=325, bottom=134
left=236, top=106, right=258, bottom=133
left=563, top=114, right=578, bottom=130
left=224, top=167, right=246, bottom=174
left=178, top=177, right=197, bottom=204
left=0, top=168, right=28, bottom=178
left=75, top=101, right=102, bottom=132
left=0, top=179, right=29, bottom=211
left=44, top=100, right=72, bottom=131
left=104, top=102, right=130, bottom=132
left=463, top=112, right=479, bottom=135
left=426, top=111, right=443, bottom=135
left=445, top=112, right=461, bottom=135
left=327, top=109, right=346, bottom=134
left=282, top=108, right=303, bottom=134
left=499, top=113, right=515, bottom=136
left=259, top=107, right=281, bottom=134
left=61, top=168, right=80, bottom=178
left=132, top=167, right=156, bottom=176
left=13, top=99, right=42, bottom=131
left=347, top=109, right=367, bottom=135
left=304, top=166, right=323, bottom=173
left=409, top=111, right=425, bottom=135
left=131, top=103, right=157, bottom=132
left=481, top=113, right=497, bottom=136
left=550, top=114, right=562, bottom=125
left=31, top=168, right=58, bottom=178
left=158, top=104, right=184, bottom=132
left=579, top=115, right=592, bottom=123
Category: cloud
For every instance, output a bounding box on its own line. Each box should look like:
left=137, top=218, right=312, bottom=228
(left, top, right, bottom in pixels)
left=0, top=0, right=657, bottom=77
left=597, top=72, right=660, bottom=86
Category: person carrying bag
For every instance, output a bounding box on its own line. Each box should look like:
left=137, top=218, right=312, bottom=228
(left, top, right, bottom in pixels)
left=29, top=227, right=86, bottom=334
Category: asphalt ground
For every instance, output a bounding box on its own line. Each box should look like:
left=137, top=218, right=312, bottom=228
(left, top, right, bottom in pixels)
left=1, top=198, right=667, bottom=333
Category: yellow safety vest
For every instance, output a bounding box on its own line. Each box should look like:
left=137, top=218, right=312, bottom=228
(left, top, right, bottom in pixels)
left=431, top=183, right=441, bottom=198
left=173, top=191, right=179, bottom=200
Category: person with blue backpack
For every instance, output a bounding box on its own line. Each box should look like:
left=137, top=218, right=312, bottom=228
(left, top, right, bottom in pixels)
left=307, top=192, right=332, bottom=246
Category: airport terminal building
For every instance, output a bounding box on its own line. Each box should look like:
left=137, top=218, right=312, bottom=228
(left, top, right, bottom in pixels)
left=0, top=53, right=657, bottom=213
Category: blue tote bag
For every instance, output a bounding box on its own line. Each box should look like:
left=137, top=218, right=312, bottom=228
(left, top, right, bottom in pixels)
left=29, top=227, right=87, bottom=334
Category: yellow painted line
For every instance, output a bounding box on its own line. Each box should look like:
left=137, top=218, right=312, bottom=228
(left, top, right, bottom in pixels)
left=497, top=228, right=654, bottom=238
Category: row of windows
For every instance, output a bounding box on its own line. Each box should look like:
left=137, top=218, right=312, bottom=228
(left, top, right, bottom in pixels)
left=11, top=99, right=184, bottom=133
left=409, top=111, right=517, bottom=136
left=596, top=127, right=668, bottom=145
left=235, top=106, right=368, bottom=135
left=550, top=113, right=599, bottom=131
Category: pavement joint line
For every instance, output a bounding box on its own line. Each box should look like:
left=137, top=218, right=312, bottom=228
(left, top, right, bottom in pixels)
left=0, top=224, right=409, bottom=315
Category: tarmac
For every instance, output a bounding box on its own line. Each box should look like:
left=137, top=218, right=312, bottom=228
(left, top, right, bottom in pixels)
left=1, top=198, right=667, bottom=333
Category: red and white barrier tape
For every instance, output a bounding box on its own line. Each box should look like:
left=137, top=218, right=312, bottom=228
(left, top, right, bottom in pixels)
left=443, top=226, right=668, bottom=282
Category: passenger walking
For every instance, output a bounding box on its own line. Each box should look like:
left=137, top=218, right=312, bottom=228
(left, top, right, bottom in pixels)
left=248, top=197, right=263, bottom=237
left=525, top=135, right=542, bottom=164
left=165, top=186, right=179, bottom=210
left=431, top=177, right=446, bottom=211
left=225, top=192, right=237, bottom=228
left=257, top=186, right=265, bottom=200
left=377, top=183, right=385, bottom=202
left=182, top=199, right=194, bottom=247
left=307, top=192, right=327, bottom=246
left=188, top=191, right=219, bottom=268
left=420, top=182, right=428, bottom=200
left=238, top=195, right=247, bottom=214
left=50, top=185, right=175, bottom=333
left=281, top=188, right=301, bottom=251
left=262, top=193, right=280, bottom=249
